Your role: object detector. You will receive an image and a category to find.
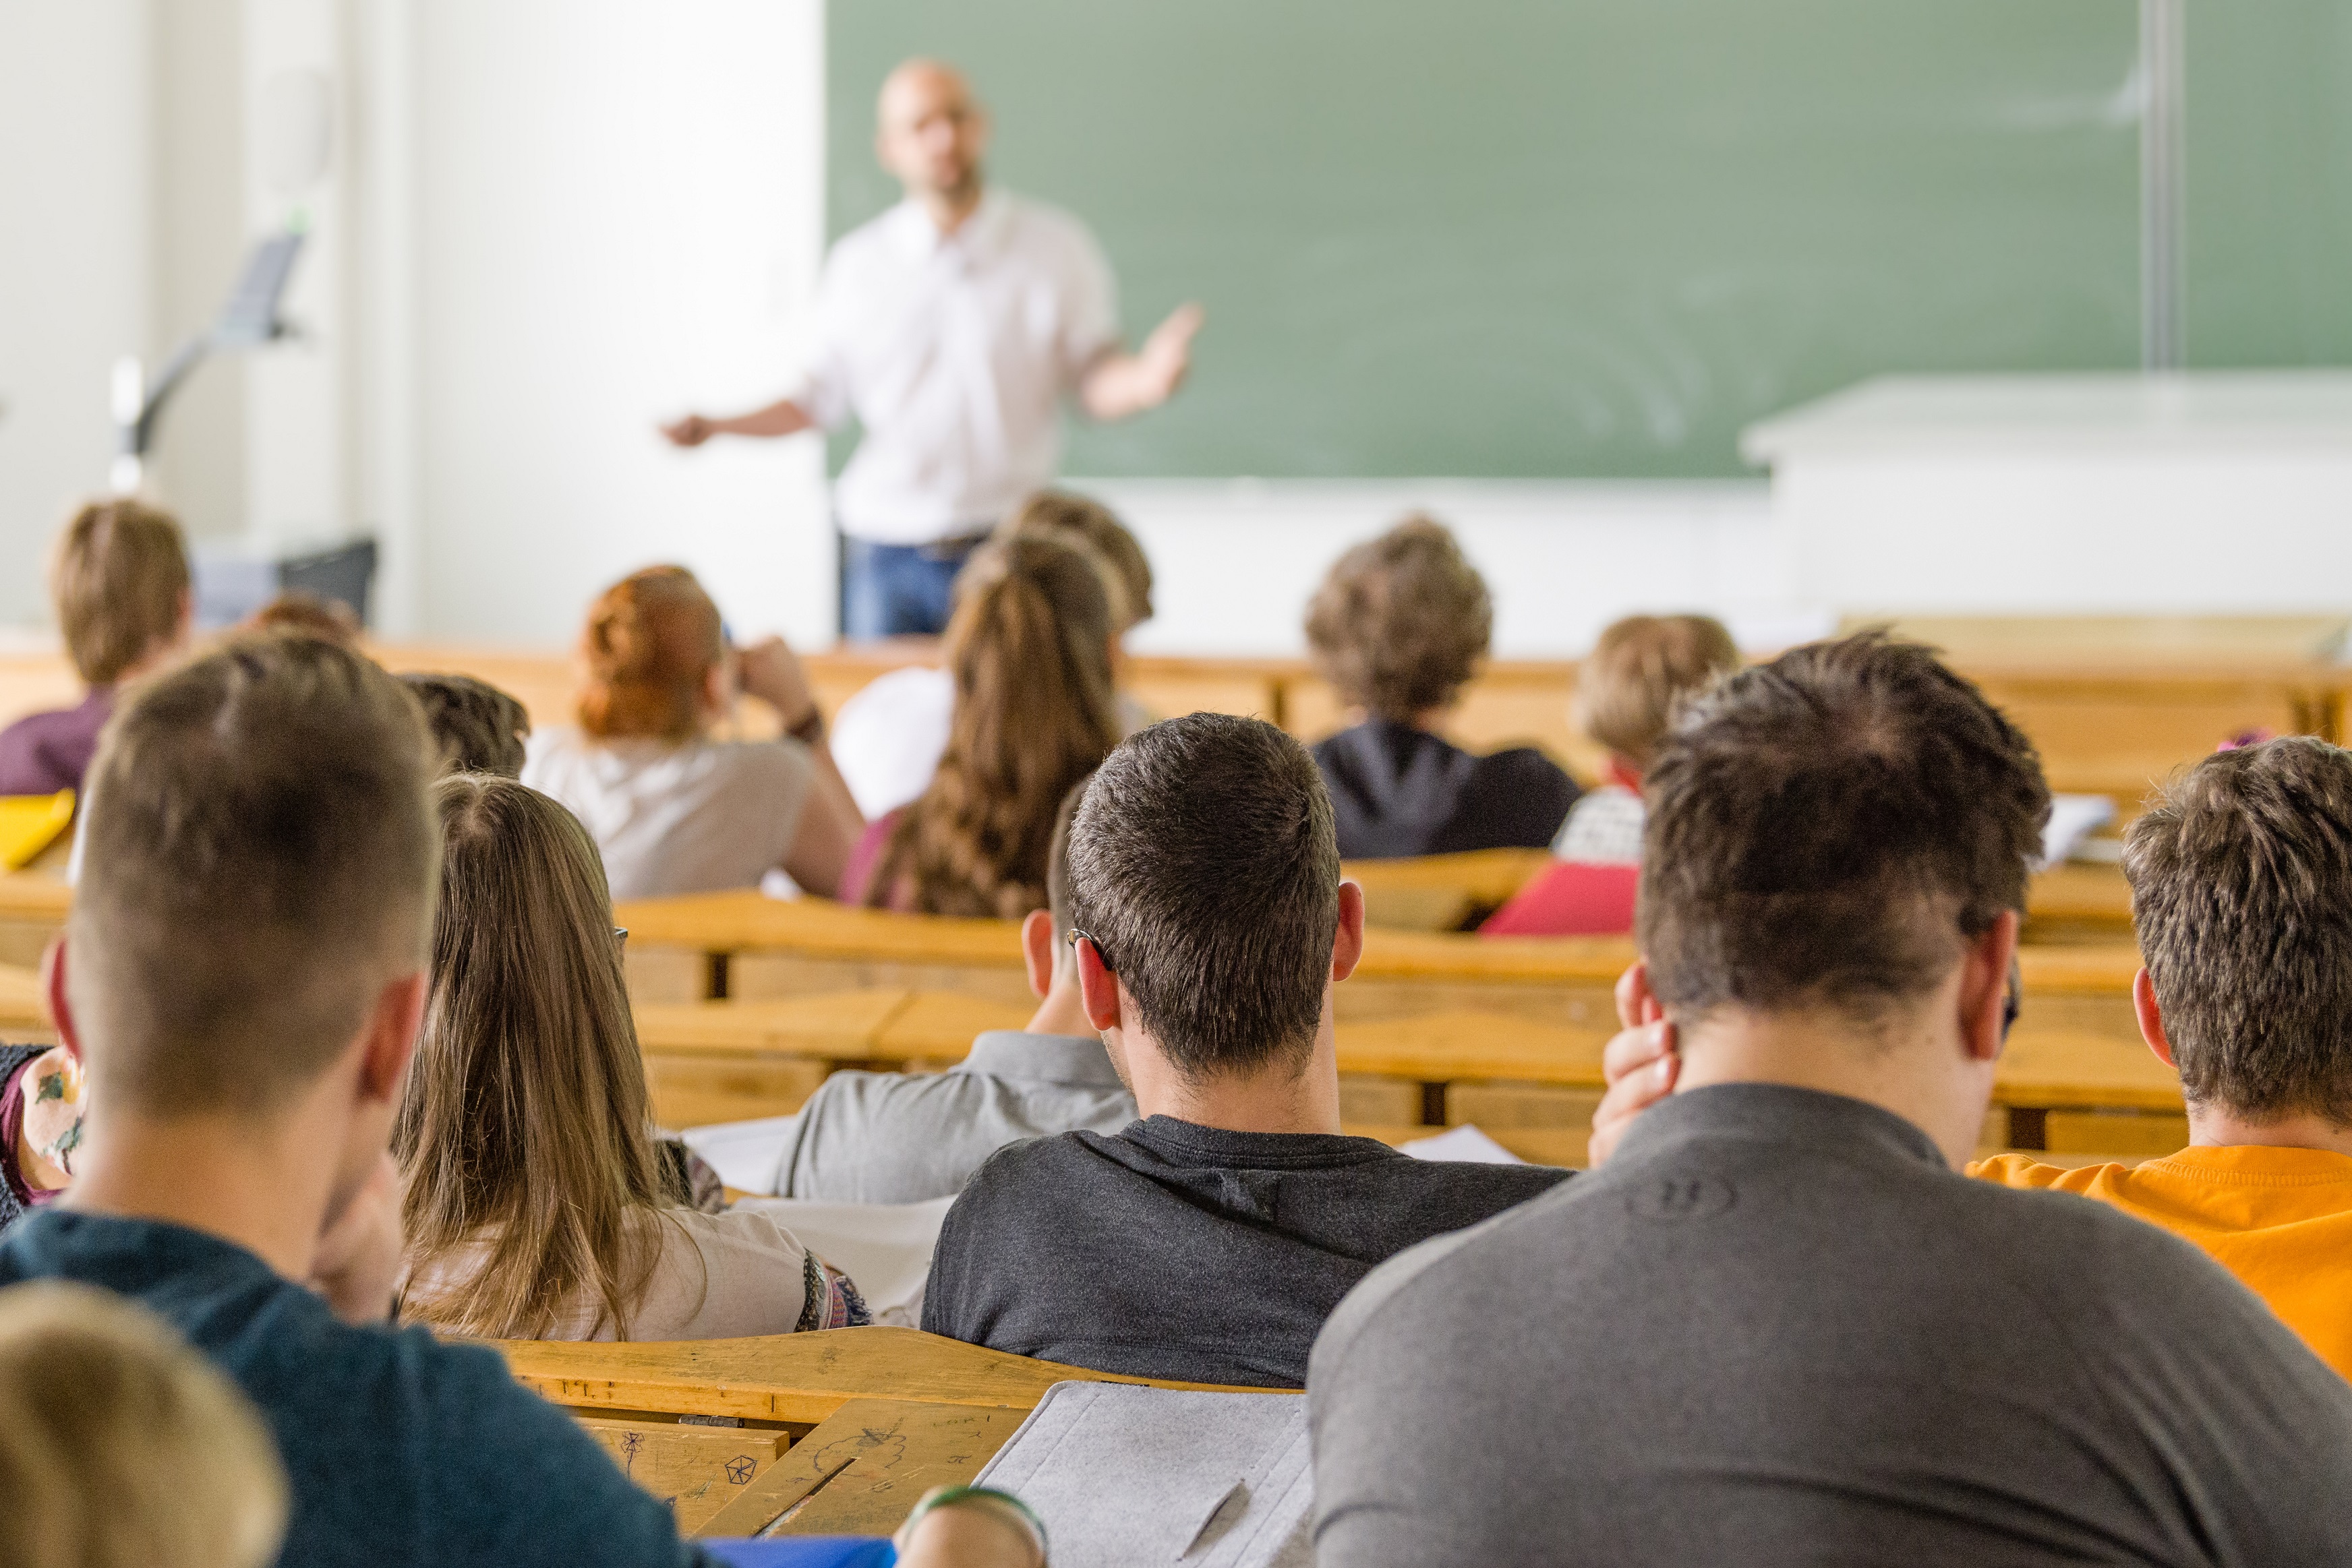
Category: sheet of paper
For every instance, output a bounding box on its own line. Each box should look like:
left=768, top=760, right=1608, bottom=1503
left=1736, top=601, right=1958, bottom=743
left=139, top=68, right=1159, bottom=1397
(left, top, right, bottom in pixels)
left=975, top=1382, right=1312, bottom=1568
left=732, top=1195, right=955, bottom=1324
left=1398, top=1124, right=1526, bottom=1165
left=2040, top=792, right=2118, bottom=868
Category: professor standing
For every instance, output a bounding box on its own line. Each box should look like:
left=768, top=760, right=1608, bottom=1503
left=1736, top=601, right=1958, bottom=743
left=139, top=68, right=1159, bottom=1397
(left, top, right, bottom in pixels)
left=662, top=58, right=1203, bottom=638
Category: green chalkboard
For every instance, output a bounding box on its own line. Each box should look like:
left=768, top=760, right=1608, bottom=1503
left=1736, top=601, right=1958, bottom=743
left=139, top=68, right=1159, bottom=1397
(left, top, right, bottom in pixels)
left=829, top=1, right=2142, bottom=478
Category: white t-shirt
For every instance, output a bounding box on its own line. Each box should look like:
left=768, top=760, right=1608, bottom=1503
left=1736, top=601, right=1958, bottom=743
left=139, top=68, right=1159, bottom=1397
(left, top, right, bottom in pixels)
left=404, top=1207, right=820, bottom=1341
left=1552, top=784, right=1646, bottom=864
left=522, top=728, right=815, bottom=901
left=789, top=190, right=1121, bottom=545
left=829, top=665, right=1155, bottom=820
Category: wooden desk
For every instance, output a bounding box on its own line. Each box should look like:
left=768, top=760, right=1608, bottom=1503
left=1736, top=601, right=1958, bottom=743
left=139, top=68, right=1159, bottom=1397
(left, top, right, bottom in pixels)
left=2025, top=862, right=2134, bottom=940
left=0, top=963, right=52, bottom=1040
left=1342, top=848, right=1550, bottom=931
left=497, top=1326, right=1276, bottom=1538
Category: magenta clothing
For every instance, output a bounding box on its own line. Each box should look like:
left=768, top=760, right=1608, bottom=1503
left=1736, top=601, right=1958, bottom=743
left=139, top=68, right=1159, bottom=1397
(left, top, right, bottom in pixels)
left=0, top=688, right=112, bottom=797
left=839, top=808, right=910, bottom=911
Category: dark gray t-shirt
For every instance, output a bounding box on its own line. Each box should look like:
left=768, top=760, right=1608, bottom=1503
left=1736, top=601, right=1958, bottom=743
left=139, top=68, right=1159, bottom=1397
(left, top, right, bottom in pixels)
left=923, top=1115, right=1570, bottom=1387
left=1310, top=1084, right=2352, bottom=1567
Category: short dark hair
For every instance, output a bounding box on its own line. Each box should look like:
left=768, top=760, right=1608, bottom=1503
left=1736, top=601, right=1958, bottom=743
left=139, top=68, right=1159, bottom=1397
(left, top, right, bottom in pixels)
left=70, top=636, right=440, bottom=1114
left=400, top=673, right=531, bottom=778
left=1638, top=634, right=2049, bottom=1025
left=1045, top=773, right=1090, bottom=939
left=2127, top=737, right=2352, bottom=1124
left=1303, top=515, right=1491, bottom=721
left=1069, top=713, right=1340, bottom=1079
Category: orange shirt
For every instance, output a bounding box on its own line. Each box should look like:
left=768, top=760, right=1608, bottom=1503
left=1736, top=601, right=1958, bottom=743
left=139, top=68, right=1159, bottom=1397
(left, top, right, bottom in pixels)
left=1970, top=1146, right=2352, bottom=1381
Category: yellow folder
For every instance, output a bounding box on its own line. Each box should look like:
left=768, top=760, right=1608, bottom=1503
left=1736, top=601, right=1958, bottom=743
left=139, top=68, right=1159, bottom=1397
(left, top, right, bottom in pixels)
left=0, top=791, right=75, bottom=871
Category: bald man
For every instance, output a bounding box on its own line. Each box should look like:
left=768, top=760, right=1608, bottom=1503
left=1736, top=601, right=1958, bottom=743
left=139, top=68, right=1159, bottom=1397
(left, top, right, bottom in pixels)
left=664, top=60, right=1202, bottom=638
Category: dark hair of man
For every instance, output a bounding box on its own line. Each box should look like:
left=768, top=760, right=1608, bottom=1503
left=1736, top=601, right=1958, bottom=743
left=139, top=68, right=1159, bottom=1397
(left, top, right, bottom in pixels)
left=1068, top=713, right=1340, bottom=1079
left=399, top=672, right=532, bottom=779
left=2126, top=737, right=2352, bottom=1125
left=68, top=635, right=440, bottom=1115
left=1637, top=633, right=2049, bottom=1025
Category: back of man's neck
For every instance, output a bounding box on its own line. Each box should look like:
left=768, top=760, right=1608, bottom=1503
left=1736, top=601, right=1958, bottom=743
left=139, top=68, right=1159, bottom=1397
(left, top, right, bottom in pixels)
left=2187, top=1106, right=2352, bottom=1159
left=64, top=1112, right=330, bottom=1284
left=1128, top=1034, right=1343, bottom=1137
left=1672, top=1009, right=1984, bottom=1167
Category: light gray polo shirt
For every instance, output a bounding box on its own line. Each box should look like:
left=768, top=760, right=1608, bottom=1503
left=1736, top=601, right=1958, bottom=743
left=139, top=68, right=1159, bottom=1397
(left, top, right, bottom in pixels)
left=753, top=1031, right=1137, bottom=1204
left=1309, top=1083, right=2352, bottom=1567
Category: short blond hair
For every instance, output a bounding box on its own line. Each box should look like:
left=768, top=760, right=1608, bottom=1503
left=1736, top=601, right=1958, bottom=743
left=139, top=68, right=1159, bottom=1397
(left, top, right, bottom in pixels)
left=1576, top=615, right=1740, bottom=771
left=51, top=497, right=191, bottom=686
left=71, top=635, right=440, bottom=1114
left=0, top=1281, right=287, bottom=1568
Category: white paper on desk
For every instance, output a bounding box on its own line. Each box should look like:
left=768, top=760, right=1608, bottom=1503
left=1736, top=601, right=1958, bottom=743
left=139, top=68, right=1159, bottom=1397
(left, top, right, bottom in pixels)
left=1398, top=1124, right=1526, bottom=1165
left=975, top=1382, right=1314, bottom=1568
left=730, top=1195, right=953, bottom=1327
left=2039, top=793, right=2117, bottom=869
left=681, top=1114, right=800, bottom=1196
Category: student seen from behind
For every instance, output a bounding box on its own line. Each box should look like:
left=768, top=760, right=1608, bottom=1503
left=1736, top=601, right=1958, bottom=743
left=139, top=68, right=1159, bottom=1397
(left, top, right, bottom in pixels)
left=846, top=534, right=1122, bottom=916
left=831, top=487, right=1157, bottom=818
left=922, top=713, right=1567, bottom=1387
left=394, top=773, right=864, bottom=1339
left=0, top=1280, right=287, bottom=1568
left=1305, top=516, right=1577, bottom=857
left=0, top=634, right=713, bottom=1567
left=1482, top=612, right=1738, bottom=935
left=688, top=775, right=1137, bottom=1201
left=0, top=497, right=192, bottom=797
left=525, top=564, right=864, bottom=899
left=399, top=671, right=532, bottom=777
left=1309, top=634, right=2352, bottom=1566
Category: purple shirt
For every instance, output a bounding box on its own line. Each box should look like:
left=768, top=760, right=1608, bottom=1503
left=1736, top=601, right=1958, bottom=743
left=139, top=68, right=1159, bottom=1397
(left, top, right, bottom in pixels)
left=0, top=688, right=111, bottom=797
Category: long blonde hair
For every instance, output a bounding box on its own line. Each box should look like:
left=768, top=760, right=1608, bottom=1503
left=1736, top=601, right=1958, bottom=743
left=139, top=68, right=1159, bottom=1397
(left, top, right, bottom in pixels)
left=393, top=775, right=672, bottom=1339
left=868, top=536, right=1121, bottom=917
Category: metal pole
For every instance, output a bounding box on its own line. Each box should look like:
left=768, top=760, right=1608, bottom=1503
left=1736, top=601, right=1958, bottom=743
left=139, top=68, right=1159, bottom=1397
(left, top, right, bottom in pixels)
left=2140, top=0, right=2187, bottom=371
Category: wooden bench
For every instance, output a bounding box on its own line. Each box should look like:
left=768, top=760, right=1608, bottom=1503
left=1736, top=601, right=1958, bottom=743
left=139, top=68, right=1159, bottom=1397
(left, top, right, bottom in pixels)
left=494, top=1326, right=1274, bottom=1537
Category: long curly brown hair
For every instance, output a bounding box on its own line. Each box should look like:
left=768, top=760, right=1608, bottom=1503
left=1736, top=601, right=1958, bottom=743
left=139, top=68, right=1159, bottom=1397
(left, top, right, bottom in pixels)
left=866, top=536, right=1122, bottom=917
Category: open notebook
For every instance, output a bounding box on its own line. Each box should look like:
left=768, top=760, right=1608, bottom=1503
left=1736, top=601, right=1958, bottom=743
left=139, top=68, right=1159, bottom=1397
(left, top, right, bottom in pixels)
left=974, top=1383, right=1314, bottom=1568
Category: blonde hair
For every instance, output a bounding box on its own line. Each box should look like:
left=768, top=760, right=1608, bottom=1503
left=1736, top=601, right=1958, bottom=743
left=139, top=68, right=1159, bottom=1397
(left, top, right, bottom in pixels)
left=869, top=537, right=1121, bottom=917
left=576, top=566, right=724, bottom=743
left=1577, top=614, right=1741, bottom=771
left=51, top=496, right=190, bottom=686
left=0, top=1281, right=287, bottom=1568
left=999, top=490, right=1154, bottom=630
left=71, top=636, right=439, bottom=1117
left=1304, top=515, right=1491, bottom=721
left=394, top=775, right=674, bottom=1339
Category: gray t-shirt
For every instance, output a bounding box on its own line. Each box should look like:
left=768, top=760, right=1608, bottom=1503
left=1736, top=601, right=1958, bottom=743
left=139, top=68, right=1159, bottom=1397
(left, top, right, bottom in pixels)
left=775, top=1031, right=1137, bottom=1203
left=521, top=727, right=814, bottom=901
left=1309, top=1083, right=2352, bottom=1567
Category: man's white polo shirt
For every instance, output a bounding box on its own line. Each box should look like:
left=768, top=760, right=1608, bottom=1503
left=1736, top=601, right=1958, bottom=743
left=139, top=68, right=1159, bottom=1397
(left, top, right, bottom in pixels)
left=791, top=189, right=1120, bottom=545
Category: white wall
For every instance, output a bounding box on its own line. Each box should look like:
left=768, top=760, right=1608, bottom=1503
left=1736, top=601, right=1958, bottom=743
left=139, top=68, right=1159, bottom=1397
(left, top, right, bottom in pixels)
left=1090, top=479, right=1800, bottom=658
left=0, top=1, right=152, bottom=624
left=150, top=0, right=247, bottom=544
left=407, top=0, right=831, bottom=648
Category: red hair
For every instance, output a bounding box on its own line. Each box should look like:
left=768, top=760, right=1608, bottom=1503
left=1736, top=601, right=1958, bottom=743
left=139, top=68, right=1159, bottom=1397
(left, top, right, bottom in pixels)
left=575, top=567, right=722, bottom=742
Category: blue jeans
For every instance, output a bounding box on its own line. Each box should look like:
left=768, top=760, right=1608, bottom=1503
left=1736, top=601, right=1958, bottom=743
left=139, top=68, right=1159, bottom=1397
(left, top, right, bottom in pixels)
left=840, top=535, right=984, bottom=638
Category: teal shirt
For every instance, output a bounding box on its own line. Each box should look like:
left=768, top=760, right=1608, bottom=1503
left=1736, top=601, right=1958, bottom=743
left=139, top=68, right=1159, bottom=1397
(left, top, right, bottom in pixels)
left=0, top=1209, right=711, bottom=1568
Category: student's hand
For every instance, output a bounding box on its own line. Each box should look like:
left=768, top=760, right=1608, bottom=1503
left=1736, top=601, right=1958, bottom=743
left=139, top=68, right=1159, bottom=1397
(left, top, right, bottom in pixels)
left=659, top=413, right=717, bottom=448
left=309, top=1153, right=405, bottom=1325
left=736, top=636, right=821, bottom=731
left=1589, top=1021, right=1676, bottom=1166
left=17, top=1046, right=84, bottom=1191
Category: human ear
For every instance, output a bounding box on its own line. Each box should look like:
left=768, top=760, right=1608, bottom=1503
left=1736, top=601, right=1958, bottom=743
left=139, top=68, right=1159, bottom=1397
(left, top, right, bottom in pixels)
left=355, top=971, right=427, bottom=1106
left=1018, top=909, right=1056, bottom=1000
left=1616, top=960, right=1663, bottom=1030
left=1960, top=911, right=2020, bottom=1064
left=1329, top=880, right=1365, bottom=983
left=1073, top=938, right=1123, bottom=1033
left=2132, top=969, right=2178, bottom=1071
left=40, top=938, right=81, bottom=1064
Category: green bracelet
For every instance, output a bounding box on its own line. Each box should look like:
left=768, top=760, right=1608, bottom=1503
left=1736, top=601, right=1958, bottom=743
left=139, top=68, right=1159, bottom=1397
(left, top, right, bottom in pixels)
left=900, top=1486, right=1047, bottom=1558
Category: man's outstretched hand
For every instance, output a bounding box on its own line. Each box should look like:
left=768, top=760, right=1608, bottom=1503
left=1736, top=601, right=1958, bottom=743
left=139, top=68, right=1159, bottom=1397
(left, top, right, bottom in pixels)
left=1081, top=302, right=1206, bottom=420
